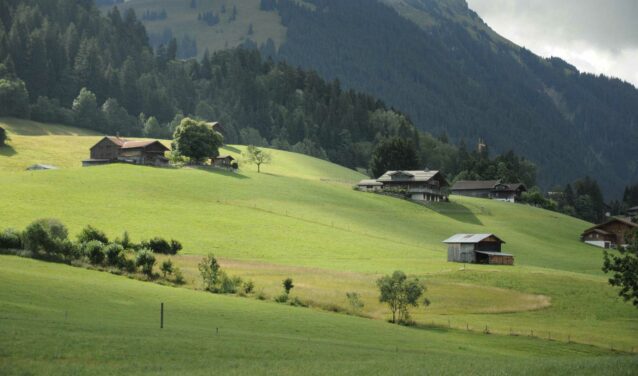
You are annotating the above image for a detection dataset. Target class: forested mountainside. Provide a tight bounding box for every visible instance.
[0,0,415,170]
[0,0,539,186]
[101,0,638,198]
[268,0,638,197]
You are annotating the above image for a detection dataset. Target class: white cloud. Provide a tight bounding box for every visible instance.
[467,0,638,86]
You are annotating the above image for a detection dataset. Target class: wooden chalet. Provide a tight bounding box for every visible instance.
[581,217,638,248]
[443,233,513,265]
[450,180,527,202]
[375,170,449,202]
[626,206,638,218]
[83,136,170,167]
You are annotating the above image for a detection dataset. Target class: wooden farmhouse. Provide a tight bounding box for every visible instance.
[83,137,170,167]
[357,170,449,202]
[450,180,527,202]
[443,233,514,265]
[581,217,638,248]
[212,155,236,169]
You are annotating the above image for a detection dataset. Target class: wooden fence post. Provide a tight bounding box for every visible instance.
[160,302,164,329]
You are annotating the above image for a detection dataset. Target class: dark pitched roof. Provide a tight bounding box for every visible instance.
[92,137,169,151]
[582,217,638,235]
[377,170,447,186]
[121,140,169,151]
[451,180,500,191]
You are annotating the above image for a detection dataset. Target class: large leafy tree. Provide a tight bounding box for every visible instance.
[603,231,638,308]
[173,117,223,164]
[369,137,420,178]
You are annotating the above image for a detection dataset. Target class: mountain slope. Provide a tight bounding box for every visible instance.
[109,0,638,197]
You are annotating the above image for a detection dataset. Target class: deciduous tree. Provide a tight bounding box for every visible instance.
[243,145,272,173]
[173,117,223,164]
[603,231,638,308]
[376,271,427,324]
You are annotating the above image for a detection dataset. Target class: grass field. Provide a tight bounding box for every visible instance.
[1,118,637,373]
[100,0,287,59]
[1,256,637,375]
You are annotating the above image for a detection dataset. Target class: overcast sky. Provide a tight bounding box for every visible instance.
[466,0,638,87]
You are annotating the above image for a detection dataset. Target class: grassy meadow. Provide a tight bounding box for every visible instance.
[100,0,287,59]
[1,118,637,373]
[1,256,637,375]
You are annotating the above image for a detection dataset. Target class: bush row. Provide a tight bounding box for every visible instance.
[0,219,184,283]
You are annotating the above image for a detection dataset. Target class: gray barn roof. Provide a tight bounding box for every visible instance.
[377,170,443,183]
[442,233,505,244]
[451,180,500,191]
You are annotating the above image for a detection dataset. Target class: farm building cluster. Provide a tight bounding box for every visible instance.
[83,137,170,167]
[581,216,638,249]
[450,180,527,203]
[357,170,449,202]
[357,171,526,204]
[443,233,514,265]
[82,136,237,169]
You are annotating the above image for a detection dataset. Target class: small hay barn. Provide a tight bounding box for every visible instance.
[442,233,513,265]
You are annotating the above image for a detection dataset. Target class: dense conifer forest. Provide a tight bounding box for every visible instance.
[260,0,638,197]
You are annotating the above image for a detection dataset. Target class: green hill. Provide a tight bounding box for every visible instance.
[1,118,637,358]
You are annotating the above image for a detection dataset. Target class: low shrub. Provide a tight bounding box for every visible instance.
[218,273,242,294]
[136,250,156,276]
[160,259,174,278]
[256,290,268,301]
[142,237,182,255]
[77,225,109,244]
[120,257,137,273]
[83,240,105,265]
[242,280,255,294]
[173,267,185,284]
[0,228,23,249]
[274,293,289,303]
[104,243,124,266]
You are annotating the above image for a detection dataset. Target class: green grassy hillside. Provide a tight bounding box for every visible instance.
[102,0,286,59]
[1,256,636,375]
[1,119,637,359]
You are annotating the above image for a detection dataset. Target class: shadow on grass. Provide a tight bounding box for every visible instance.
[223,145,241,153]
[195,166,250,179]
[0,144,16,157]
[427,200,483,225]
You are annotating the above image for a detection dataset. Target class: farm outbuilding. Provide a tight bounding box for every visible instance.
[83,137,170,167]
[443,233,514,265]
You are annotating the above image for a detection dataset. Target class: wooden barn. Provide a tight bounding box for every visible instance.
[443,233,514,265]
[581,217,638,248]
[212,155,236,169]
[450,180,527,203]
[83,137,170,167]
[376,170,449,202]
